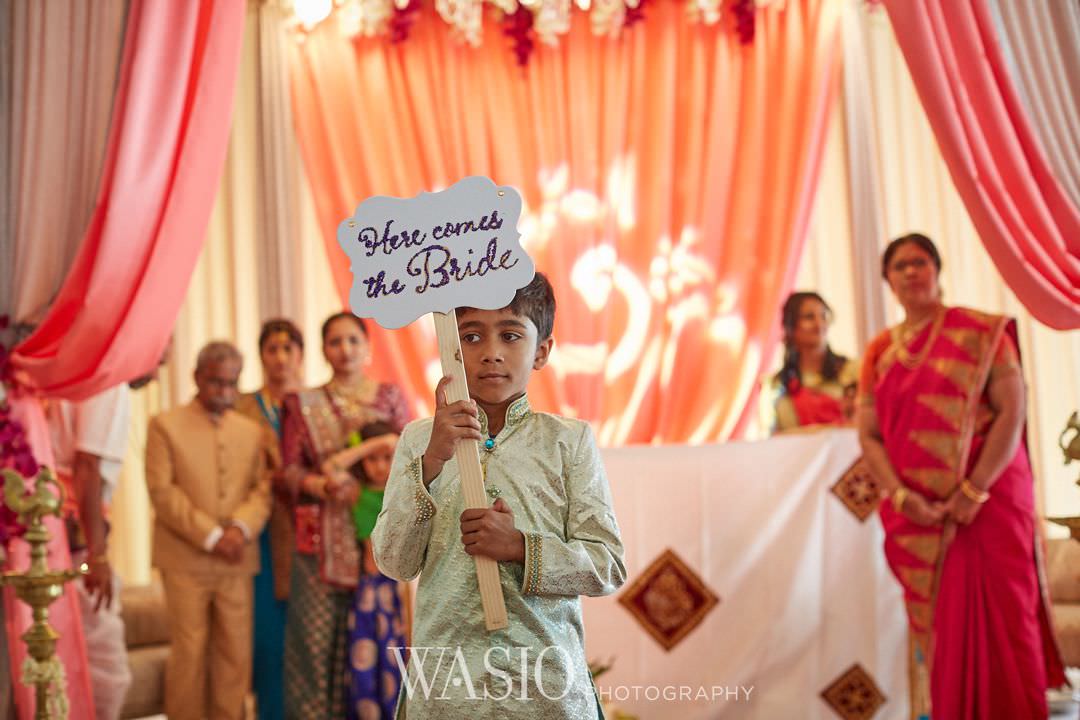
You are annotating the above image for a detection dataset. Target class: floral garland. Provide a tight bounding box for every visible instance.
[22,656,69,720]
[290,0,779,64]
[0,316,31,560]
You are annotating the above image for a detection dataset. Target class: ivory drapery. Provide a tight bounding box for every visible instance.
[990,0,1080,211]
[0,0,127,326]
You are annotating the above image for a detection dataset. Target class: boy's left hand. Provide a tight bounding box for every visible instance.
[460,498,525,563]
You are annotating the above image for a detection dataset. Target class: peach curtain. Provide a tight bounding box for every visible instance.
[290,0,842,444]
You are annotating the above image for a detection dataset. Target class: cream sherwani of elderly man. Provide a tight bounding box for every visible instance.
[145,341,271,720]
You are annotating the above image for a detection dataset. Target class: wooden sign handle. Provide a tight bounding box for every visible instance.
[432,310,509,631]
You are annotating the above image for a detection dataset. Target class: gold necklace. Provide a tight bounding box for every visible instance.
[892,306,945,370]
[327,377,377,419]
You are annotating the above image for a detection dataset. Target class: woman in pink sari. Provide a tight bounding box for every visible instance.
[857,234,1065,719]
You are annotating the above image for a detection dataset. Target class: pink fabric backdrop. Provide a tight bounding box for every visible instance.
[884,0,1080,330]
[8,0,246,401]
[3,1,246,717]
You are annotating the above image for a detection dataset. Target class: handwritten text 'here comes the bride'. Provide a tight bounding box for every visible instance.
[352,211,520,299]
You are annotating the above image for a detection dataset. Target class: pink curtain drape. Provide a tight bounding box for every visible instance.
[883,0,1080,330]
[8,0,247,401]
[290,0,842,444]
[3,1,245,716]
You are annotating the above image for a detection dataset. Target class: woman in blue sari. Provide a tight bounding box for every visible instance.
[234,318,305,720]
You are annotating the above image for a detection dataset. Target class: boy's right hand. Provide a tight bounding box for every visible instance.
[422,377,483,486]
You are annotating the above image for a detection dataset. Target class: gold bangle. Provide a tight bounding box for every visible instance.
[959,479,990,504]
[891,486,910,514]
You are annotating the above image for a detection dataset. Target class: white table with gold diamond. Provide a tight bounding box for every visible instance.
[584,428,907,720]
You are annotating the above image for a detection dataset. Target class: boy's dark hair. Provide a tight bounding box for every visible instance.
[459,272,556,342]
[507,272,556,341]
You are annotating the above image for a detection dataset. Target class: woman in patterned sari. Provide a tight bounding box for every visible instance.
[857,234,1065,719]
[279,313,411,718]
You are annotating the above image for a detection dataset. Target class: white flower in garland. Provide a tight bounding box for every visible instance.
[533,0,572,45]
[590,0,626,37]
[337,0,396,36]
[291,0,762,54]
[434,0,485,45]
[22,656,68,720]
[687,0,723,25]
[490,0,519,14]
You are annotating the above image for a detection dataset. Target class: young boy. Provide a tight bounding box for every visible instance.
[372,272,626,719]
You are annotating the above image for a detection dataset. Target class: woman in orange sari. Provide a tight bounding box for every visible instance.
[857,234,1065,719]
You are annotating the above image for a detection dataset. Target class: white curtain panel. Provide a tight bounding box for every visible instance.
[990,0,1080,210]
[3,0,127,324]
[255,0,306,321]
[0,0,12,322]
[840,0,889,348]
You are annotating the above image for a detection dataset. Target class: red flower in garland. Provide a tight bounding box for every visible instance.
[503,5,535,67]
[389,0,422,44]
[624,0,649,28]
[0,315,31,548]
[0,411,38,480]
[732,0,755,44]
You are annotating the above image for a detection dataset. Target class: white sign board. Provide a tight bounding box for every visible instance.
[337,175,535,328]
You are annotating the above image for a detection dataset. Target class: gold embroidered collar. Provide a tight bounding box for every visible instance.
[477,394,532,439]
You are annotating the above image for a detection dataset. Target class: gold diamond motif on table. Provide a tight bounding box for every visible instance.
[820,663,887,720]
[830,458,881,522]
[617,549,719,652]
